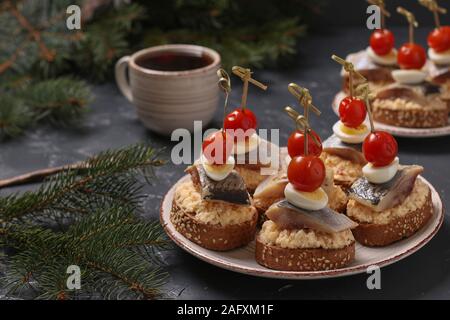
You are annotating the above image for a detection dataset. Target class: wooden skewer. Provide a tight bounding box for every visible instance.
[285,83,321,156]
[287,83,321,116]
[232,66,267,110]
[356,82,376,133]
[332,54,367,97]
[418,0,447,28]
[284,107,320,155]
[397,7,419,43]
[217,68,231,130]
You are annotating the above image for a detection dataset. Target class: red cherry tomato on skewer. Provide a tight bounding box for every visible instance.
[370,29,395,56]
[397,43,426,70]
[202,130,233,165]
[287,156,326,192]
[224,108,257,140]
[363,131,398,167]
[428,26,450,53]
[338,96,367,128]
[287,129,322,158]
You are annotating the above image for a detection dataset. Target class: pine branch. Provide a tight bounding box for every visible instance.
[74,4,145,81]
[7,1,55,64]
[2,209,171,300]
[0,93,34,138]
[0,144,164,222]
[83,248,167,300]
[142,17,305,69]
[1,144,171,300]
[139,0,317,69]
[0,78,92,140]
[0,1,145,140]
[24,77,91,125]
[0,0,80,77]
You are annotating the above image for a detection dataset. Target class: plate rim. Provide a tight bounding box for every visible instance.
[332,91,450,138]
[160,175,444,280]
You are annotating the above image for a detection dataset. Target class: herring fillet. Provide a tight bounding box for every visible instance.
[348,165,423,212]
[266,200,358,233]
[188,164,251,205]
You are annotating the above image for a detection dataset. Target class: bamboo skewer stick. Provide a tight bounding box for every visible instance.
[419,0,447,28]
[332,55,366,97]
[285,107,319,156]
[397,7,419,44]
[356,82,376,133]
[217,68,231,130]
[232,66,267,110]
[287,83,321,116]
[284,83,321,156]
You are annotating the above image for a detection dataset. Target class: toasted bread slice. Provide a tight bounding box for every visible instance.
[255,221,355,271]
[347,182,433,247]
[255,236,355,271]
[372,85,449,128]
[372,101,448,128]
[170,181,258,251]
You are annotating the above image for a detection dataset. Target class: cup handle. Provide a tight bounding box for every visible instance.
[115,56,133,102]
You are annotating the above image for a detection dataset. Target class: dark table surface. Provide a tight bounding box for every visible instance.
[1,26,449,299]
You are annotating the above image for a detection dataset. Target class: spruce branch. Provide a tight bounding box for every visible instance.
[0,0,78,77]
[0,77,92,140]
[1,144,171,300]
[24,77,91,125]
[0,94,34,138]
[0,1,145,140]
[0,144,164,222]
[73,3,145,81]
[139,0,317,69]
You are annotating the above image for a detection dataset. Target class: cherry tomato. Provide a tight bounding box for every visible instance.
[397,43,426,70]
[287,129,322,158]
[428,26,450,52]
[202,130,233,165]
[338,97,367,128]
[363,131,398,167]
[224,108,257,140]
[287,156,326,192]
[370,29,395,56]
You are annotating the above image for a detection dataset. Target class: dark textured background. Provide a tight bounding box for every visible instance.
[1,7,450,299]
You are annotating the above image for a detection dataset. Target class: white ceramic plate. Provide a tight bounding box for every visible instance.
[160,175,444,279]
[332,91,450,138]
